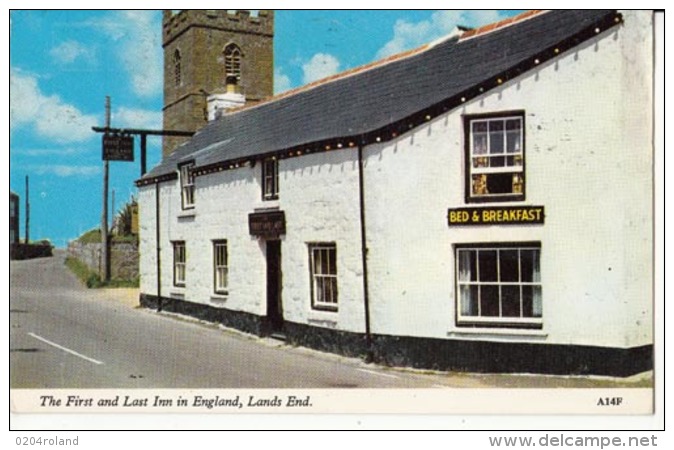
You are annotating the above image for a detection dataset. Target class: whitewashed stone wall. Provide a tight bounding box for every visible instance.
[363,10,653,348]
[140,150,365,331]
[280,150,364,332]
[139,11,652,352]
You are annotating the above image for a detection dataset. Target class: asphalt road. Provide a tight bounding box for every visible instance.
[9,251,462,389]
[10,251,651,390]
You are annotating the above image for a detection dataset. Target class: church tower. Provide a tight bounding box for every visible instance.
[161,10,274,158]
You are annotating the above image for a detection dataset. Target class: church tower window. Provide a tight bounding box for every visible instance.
[224,44,242,81]
[173,49,182,87]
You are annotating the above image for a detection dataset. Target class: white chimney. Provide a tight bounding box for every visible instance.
[207,75,246,120]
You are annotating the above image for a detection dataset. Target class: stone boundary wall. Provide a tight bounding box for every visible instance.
[67,241,139,280]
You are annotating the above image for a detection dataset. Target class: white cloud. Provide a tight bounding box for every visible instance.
[302,53,341,85]
[49,40,95,65]
[30,165,100,177]
[377,10,506,59]
[274,67,292,93]
[114,107,163,130]
[15,147,82,157]
[97,11,162,98]
[10,68,98,143]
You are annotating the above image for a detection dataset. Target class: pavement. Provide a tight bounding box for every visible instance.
[96,287,140,309]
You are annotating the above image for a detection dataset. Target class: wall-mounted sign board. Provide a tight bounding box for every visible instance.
[448,206,545,226]
[249,210,286,237]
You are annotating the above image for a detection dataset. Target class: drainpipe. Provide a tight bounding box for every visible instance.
[357,144,373,362]
[155,181,162,312]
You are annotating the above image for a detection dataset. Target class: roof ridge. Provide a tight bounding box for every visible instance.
[224,43,434,117]
[460,10,547,41]
[222,10,548,117]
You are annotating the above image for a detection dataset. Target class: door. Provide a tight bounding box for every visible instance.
[266,240,284,333]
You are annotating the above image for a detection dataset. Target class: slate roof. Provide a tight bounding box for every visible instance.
[140,9,621,183]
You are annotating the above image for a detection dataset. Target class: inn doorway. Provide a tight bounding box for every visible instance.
[266,239,284,336]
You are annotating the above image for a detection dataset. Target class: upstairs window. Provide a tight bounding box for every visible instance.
[179,162,195,209]
[173,49,182,87]
[262,158,279,200]
[456,243,542,328]
[224,44,242,81]
[465,112,525,203]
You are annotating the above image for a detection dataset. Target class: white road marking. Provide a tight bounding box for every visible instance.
[357,368,398,379]
[433,384,447,388]
[28,332,104,365]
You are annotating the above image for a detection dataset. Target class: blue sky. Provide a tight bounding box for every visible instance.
[9,10,521,247]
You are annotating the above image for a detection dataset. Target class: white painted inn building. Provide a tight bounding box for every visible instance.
[136,10,654,376]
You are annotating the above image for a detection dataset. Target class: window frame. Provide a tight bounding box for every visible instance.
[455,242,542,329]
[173,241,186,287]
[173,49,182,87]
[308,242,338,312]
[261,158,279,201]
[179,161,195,210]
[212,240,229,295]
[464,111,526,204]
[224,43,242,81]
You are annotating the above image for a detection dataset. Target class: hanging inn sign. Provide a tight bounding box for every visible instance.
[448,206,545,226]
[102,133,134,161]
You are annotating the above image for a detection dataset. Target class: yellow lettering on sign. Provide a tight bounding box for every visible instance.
[521,209,530,221]
[449,207,543,225]
[477,208,544,223]
[449,211,470,223]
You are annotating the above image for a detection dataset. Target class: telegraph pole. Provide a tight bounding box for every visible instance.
[112,189,116,228]
[101,97,111,282]
[92,114,194,284]
[24,175,30,244]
